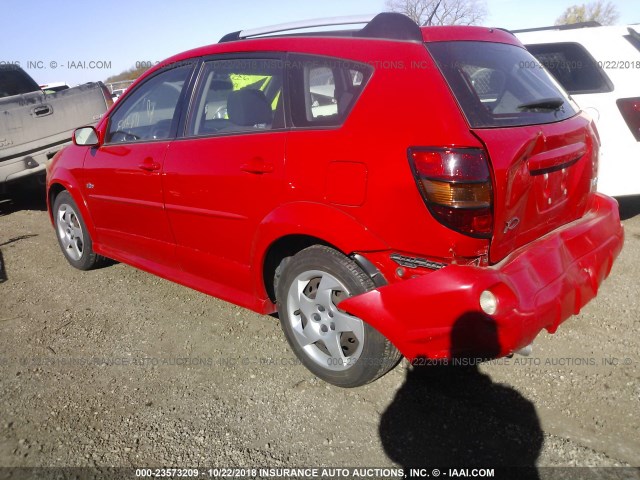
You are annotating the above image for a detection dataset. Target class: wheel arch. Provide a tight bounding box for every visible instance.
[47,179,98,242]
[262,234,334,303]
[252,202,389,309]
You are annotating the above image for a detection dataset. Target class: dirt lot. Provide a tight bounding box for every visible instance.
[0,185,639,479]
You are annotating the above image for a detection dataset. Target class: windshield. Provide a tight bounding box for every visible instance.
[427,41,578,128]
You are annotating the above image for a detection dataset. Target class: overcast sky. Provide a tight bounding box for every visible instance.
[2,0,638,86]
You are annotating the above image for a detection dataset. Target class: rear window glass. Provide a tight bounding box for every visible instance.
[524,42,613,94]
[288,55,372,127]
[0,65,41,98]
[427,41,578,129]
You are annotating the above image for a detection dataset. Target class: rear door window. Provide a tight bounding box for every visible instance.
[427,41,578,128]
[187,58,284,136]
[524,42,613,94]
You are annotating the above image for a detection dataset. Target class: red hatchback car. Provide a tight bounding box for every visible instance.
[47,13,624,387]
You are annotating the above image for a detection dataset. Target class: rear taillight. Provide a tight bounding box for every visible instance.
[409,147,493,238]
[616,97,640,141]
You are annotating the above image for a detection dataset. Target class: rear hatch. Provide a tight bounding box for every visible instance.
[427,40,597,263]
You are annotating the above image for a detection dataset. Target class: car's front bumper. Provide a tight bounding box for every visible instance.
[340,193,624,361]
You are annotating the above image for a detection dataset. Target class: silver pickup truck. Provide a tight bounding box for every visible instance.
[0,64,112,189]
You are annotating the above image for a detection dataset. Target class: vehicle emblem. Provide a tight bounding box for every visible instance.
[504,217,520,233]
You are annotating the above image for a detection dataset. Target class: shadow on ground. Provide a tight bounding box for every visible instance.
[380,315,543,479]
[0,174,48,217]
[618,195,640,221]
[0,248,6,283]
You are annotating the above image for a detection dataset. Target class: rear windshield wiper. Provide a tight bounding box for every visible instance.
[517,97,564,111]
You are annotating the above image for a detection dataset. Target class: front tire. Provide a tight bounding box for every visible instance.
[276,245,400,387]
[53,191,100,270]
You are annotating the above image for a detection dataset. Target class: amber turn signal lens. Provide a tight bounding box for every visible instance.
[421,179,492,208]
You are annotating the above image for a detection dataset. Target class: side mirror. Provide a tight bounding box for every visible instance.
[73,126,100,147]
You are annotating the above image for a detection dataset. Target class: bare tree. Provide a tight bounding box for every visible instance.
[555,0,620,25]
[386,0,487,26]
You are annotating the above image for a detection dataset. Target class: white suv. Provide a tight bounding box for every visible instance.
[516,24,640,197]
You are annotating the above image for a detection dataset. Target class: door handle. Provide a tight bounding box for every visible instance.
[32,105,53,117]
[138,159,161,172]
[240,157,274,174]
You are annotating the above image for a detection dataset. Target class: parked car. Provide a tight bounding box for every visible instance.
[47,13,624,387]
[515,23,640,197]
[0,64,112,189]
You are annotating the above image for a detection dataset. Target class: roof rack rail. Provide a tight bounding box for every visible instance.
[218,12,422,43]
[512,21,601,34]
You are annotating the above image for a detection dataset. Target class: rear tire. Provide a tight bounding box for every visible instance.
[276,245,401,387]
[53,191,100,270]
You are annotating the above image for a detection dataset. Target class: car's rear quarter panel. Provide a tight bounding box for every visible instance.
[279,39,491,273]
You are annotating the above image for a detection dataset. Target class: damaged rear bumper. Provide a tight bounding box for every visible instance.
[340,194,624,361]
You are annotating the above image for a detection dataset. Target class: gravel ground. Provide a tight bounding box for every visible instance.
[0,184,639,479]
